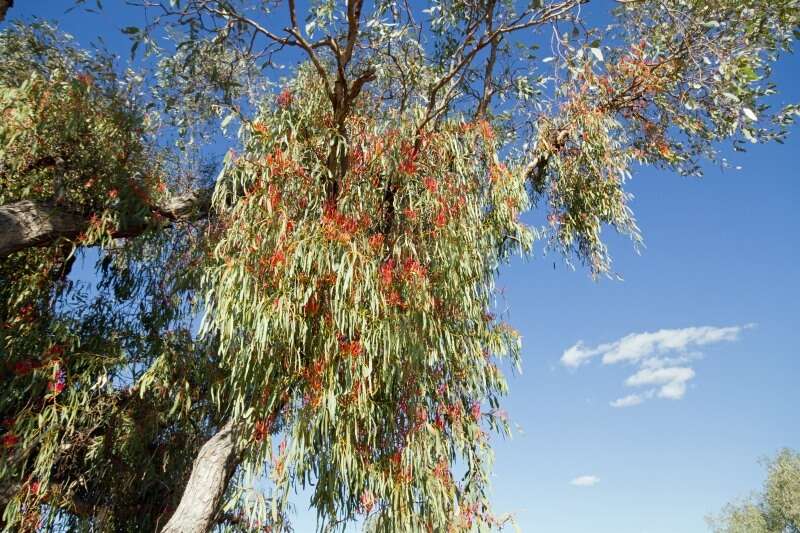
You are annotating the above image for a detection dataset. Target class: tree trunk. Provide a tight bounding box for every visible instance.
[160,421,239,533]
[0,189,211,259]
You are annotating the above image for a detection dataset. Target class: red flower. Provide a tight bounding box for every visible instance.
[304,295,320,316]
[402,258,427,280]
[387,290,403,307]
[13,360,35,376]
[253,419,271,442]
[434,209,447,228]
[423,177,438,192]
[268,250,286,269]
[29,481,40,495]
[470,402,481,422]
[2,433,18,449]
[359,491,375,514]
[48,368,66,395]
[108,188,119,199]
[368,234,385,250]
[340,340,363,358]
[379,260,395,286]
[276,89,293,109]
[45,344,64,358]
[402,208,417,221]
[268,184,282,209]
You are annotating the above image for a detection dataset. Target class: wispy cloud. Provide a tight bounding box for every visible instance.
[570,475,600,487]
[609,393,645,408]
[563,325,752,406]
[625,366,695,399]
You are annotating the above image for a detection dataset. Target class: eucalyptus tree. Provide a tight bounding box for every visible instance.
[1,1,798,531]
[708,449,800,533]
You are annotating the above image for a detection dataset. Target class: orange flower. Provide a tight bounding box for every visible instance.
[368,233,385,250]
[252,121,270,135]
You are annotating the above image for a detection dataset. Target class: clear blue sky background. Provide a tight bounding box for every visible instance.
[4,2,799,532]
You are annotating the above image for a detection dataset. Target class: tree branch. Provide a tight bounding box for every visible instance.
[0,189,211,259]
[160,420,239,533]
[0,0,13,22]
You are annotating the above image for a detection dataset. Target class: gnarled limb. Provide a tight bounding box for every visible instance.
[0,189,211,259]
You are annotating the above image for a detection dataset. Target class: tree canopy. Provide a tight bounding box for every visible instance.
[0,1,798,531]
[709,449,800,533]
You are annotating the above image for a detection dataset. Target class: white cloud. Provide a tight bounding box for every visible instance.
[560,341,603,368]
[625,366,695,400]
[562,325,752,406]
[610,394,645,408]
[601,326,746,365]
[570,475,600,487]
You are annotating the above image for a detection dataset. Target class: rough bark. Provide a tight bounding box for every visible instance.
[0,189,211,259]
[0,0,13,22]
[161,421,239,533]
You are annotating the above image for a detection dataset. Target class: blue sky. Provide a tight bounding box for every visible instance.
[4,2,799,532]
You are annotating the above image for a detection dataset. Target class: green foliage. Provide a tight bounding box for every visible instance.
[0,1,798,531]
[0,24,215,533]
[0,22,161,215]
[203,70,530,530]
[708,449,800,533]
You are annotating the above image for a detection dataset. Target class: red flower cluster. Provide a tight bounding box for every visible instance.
[339,339,363,358]
[379,259,395,285]
[434,209,447,228]
[253,416,274,442]
[276,89,293,109]
[386,291,404,308]
[268,183,282,209]
[268,249,285,269]
[401,257,426,280]
[359,490,376,514]
[368,233,385,250]
[398,142,418,175]
[432,459,452,485]
[304,294,320,316]
[13,359,39,376]
[322,202,365,242]
[423,176,438,193]
[2,432,18,449]
[48,368,66,396]
[470,402,481,422]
